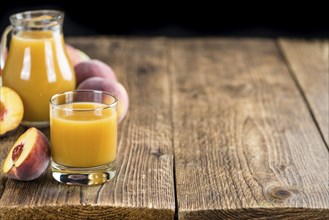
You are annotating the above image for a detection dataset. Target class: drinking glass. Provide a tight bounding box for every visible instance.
[49,90,117,185]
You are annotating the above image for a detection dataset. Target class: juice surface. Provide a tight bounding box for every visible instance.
[50,102,117,167]
[2,31,75,122]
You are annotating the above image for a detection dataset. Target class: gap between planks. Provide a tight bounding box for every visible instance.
[276,40,329,151]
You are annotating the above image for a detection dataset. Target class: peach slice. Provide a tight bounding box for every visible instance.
[2,127,50,181]
[0,87,24,136]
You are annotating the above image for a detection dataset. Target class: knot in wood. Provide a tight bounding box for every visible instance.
[150,148,164,159]
[273,189,291,199]
[137,63,155,75]
[267,186,292,201]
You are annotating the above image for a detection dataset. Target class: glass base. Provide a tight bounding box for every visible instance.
[21,120,49,128]
[51,161,116,185]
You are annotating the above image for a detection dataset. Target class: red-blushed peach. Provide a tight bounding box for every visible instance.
[65,44,90,66]
[74,60,117,87]
[0,87,24,136]
[2,127,50,181]
[116,82,129,123]
[77,77,129,123]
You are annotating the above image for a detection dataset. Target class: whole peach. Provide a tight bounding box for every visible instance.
[74,60,117,87]
[65,44,90,66]
[77,77,128,123]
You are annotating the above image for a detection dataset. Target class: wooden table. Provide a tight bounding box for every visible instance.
[0,38,328,219]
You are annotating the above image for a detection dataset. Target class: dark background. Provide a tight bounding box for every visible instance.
[1,1,328,38]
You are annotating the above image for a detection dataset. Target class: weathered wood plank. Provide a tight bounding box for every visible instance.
[278,39,329,146]
[169,39,329,219]
[1,37,328,219]
[0,37,175,219]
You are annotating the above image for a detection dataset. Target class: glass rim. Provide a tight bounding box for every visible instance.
[10,10,64,27]
[49,90,118,112]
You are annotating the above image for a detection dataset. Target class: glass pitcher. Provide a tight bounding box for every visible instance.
[0,10,76,128]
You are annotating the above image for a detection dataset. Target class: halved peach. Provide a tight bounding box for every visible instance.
[2,127,50,181]
[0,87,24,136]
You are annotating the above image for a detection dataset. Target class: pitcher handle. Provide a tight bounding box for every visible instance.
[0,25,12,86]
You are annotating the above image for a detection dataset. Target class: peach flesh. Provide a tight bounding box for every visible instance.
[0,101,7,121]
[0,87,24,136]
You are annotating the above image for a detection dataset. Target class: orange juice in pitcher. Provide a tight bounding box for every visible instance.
[1,10,76,127]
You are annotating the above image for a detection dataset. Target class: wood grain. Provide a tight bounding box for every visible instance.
[169,39,329,219]
[278,39,329,146]
[0,38,175,219]
[1,38,328,219]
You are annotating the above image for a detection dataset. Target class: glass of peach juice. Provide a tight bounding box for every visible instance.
[49,90,117,185]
